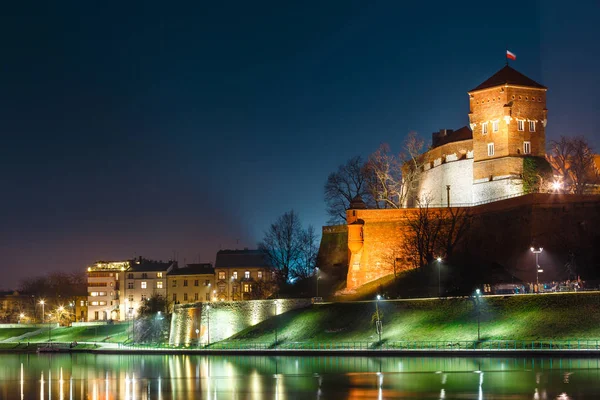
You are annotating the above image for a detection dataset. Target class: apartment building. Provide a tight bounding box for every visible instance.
[167,263,214,306]
[87,260,129,321]
[214,249,275,301]
[123,258,174,318]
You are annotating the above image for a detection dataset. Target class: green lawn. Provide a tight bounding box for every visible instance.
[23,324,129,343]
[0,328,38,341]
[227,292,600,344]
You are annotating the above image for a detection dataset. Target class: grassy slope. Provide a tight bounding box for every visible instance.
[228,292,600,344]
[22,324,128,343]
[0,328,38,341]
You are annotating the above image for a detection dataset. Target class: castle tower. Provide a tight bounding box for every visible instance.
[468,65,547,202]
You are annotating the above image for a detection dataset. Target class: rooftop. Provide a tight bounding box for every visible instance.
[431,126,473,148]
[168,263,214,276]
[470,65,546,92]
[127,258,175,272]
[215,249,271,269]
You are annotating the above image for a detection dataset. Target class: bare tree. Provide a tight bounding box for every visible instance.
[259,210,318,283]
[324,156,370,224]
[403,199,472,268]
[548,136,599,194]
[364,132,425,208]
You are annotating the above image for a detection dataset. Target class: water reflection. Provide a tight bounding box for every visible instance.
[0,354,599,399]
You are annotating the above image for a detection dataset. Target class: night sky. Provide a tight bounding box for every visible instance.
[1,1,598,289]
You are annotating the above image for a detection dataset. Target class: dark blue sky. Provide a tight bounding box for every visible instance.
[1,1,598,289]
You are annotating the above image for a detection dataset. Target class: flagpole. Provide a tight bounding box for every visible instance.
[506,46,508,66]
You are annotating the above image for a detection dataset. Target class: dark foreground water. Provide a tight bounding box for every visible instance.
[0,354,599,399]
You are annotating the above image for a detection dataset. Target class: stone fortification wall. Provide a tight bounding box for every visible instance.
[169,298,311,346]
[417,158,473,206]
[316,225,348,279]
[345,194,600,290]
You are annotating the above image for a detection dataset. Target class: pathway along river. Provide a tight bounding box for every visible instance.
[1,354,599,399]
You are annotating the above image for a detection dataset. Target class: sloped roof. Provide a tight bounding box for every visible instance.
[168,263,214,276]
[432,126,473,148]
[470,65,546,92]
[128,260,175,272]
[215,249,271,269]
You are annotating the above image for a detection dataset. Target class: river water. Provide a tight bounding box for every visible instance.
[0,353,599,399]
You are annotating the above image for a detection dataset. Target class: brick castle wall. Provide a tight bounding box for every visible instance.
[340,194,600,290]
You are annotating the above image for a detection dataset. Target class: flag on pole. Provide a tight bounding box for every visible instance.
[506,50,517,61]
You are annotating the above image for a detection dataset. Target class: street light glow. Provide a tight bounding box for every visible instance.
[436,257,442,262]
[376,295,381,300]
[552,181,562,191]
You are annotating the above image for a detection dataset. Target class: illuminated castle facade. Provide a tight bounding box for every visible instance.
[407,65,547,206]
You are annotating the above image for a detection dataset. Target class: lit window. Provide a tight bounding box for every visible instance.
[99,301,107,306]
[243,284,251,293]
[487,143,495,157]
[156,272,163,278]
[80,301,84,307]
[482,122,488,135]
[156,281,163,289]
[218,271,226,280]
[233,271,238,280]
[529,121,535,132]
[524,141,531,154]
[141,281,147,289]
[99,292,107,296]
[244,271,250,279]
[518,120,524,131]
[492,120,499,132]
[257,271,263,279]
[90,301,99,306]
[91,292,99,297]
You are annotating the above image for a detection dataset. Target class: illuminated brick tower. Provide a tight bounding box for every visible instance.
[468,65,548,202]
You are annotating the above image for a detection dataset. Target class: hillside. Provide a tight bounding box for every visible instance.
[226,292,600,344]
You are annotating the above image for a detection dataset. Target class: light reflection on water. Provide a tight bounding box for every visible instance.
[0,354,597,399]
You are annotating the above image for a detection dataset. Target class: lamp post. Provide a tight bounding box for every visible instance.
[315,267,320,298]
[19,313,25,324]
[129,307,134,343]
[195,328,200,346]
[530,247,544,292]
[39,300,45,324]
[375,295,382,343]
[474,289,481,341]
[436,257,442,298]
[273,300,278,347]
[206,304,211,347]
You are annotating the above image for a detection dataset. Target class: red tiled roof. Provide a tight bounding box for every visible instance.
[470,65,546,92]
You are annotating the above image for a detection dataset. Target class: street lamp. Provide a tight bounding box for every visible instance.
[19,313,25,324]
[375,295,382,343]
[273,300,278,347]
[530,247,544,292]
[39,300,45,324]
[195,328,200,346]
[436,257,443,298]
[474,289,481,342]
[206,304,211,347]
[315,267,320,298]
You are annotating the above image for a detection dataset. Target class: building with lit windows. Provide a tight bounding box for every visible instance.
[86,260,129,321]
[214,249,276,301]
[123,257,174,319]
[167,263,214,307]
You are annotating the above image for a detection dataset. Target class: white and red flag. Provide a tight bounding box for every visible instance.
[506,50,517,60]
